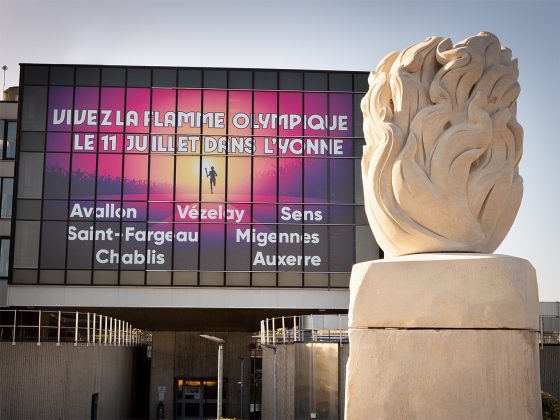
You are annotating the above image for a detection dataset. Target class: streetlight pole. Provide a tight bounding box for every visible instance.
[200,334,225,420]
[238,357,244,420]
[1,66,7,92]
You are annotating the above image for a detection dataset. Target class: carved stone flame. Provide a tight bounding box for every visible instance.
[362,32,523,255]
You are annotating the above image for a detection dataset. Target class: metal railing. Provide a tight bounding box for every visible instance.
[259,314,348,346]
[261,314,560,347]
[539,314,560,347]
[0,309,151,346]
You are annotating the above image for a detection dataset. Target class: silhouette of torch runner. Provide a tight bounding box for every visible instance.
[206,166,218,194]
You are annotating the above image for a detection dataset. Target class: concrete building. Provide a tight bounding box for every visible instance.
[1,64,381,419]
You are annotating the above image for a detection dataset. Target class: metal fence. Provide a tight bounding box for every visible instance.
[0,309,151,346]
[259,314,348,346]
[260,313,560,347]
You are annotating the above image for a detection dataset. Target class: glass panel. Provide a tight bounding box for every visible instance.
[40,221,67,269]
[49,66,74,85]
[354,73,369,92]
[203,70,226,88]
[17,152,44,199]
[146,271,171,285]
[76,67,100,86]
[93,222,120,270]
[226,223,250,271]
[1,178,13,218]
[100,88,125,133]
[200,156,225,201]
[0,239,10,277]
[127,68,151,87]
[304,72,327,91]
[125,88,150,133]
[279,91,302,203]
[16,199,42,220]
[329,226,354,272]
[329,73,352,91]
[123,154,148,200]
[175,156,200,201]
[0,119,4,158]
[67,222,94,269]
[254,71,277,90]
[178,69,202,88]
[101,67,125,86]
[20,131,44,152]
[44,153,70,199]
[73,87,99,132]
[149,155,174,201]
[119,222,147,271]
[153,68,176,88]
[6,121,16,158]
[177,89,202,135]
[199,223,224,272]
[21,86,48,131]
[229,70,252,89]
[279,72,303,90]
[66,270,92,285]
[355,225,379,263]
[70,153,96,199]
[23,65,48,85]
[151,88,176,134]
[173,223,198,272]
[48,86,73,132]
[13,221,40,268]
[97,154,122,200]
[147,221,172,270]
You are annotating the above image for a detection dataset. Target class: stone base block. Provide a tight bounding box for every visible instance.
[345,328,542,420]
[349,254,538,330]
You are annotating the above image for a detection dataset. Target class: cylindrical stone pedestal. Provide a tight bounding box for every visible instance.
[345,254,542,420]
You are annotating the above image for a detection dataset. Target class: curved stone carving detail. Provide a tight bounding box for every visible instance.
[362,32,523,255]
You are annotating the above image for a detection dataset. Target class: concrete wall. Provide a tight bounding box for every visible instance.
[262,343,345,420]
[150,331,253,419]
[0,342,139,419]
[541,344,560,400]
[262,345,295,420]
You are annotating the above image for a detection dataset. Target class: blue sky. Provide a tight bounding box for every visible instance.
[1,0,559,299]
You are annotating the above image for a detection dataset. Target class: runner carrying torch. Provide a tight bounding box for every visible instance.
[206,166,218,194]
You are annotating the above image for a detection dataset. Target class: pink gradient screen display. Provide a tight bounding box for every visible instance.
[42,86,356,274]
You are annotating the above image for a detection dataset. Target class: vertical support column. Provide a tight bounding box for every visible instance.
[92,314,96,345]
[218,343,224,420]
[74,312,78,346]
[37,310,42,346]
[56,310,61,346]
[104,316,108,345]
[265,318,269,345]
[12,309,16,345]
[87,312,90,346]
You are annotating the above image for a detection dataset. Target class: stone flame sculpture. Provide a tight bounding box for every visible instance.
[345,32,542,420]
[361,31,523,255]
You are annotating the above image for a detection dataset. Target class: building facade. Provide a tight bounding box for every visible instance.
[2,64,380,419]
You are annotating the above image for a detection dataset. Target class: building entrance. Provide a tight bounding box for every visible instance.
[175,378,227,419]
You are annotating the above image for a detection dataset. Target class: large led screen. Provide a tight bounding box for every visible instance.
[13,66,376,287]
